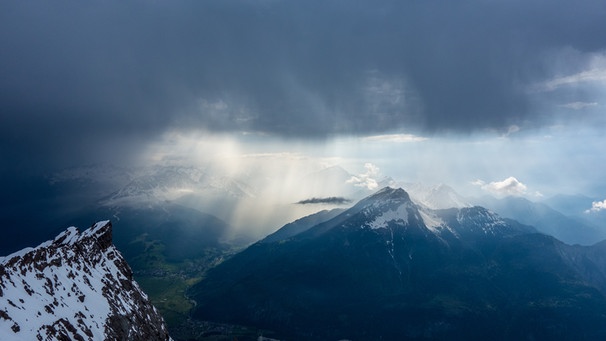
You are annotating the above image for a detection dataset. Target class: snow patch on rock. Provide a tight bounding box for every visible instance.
[368,204,410,229]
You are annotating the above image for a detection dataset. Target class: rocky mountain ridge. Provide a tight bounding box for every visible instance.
[0,221,172,341]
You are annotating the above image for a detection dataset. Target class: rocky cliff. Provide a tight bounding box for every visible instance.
[0,221,172,340]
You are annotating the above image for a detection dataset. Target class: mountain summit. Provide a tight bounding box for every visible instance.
[191,187,606,340]
[0,221,172,341]
[295,186,530,241]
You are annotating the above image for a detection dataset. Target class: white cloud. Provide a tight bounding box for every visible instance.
[471,179,485,186]
[538,68,606,92]
[500,125,521,138]
[362,134,428,143]
[559,102,598,110]
[586,199,606,213]
[507,125,520,134]
[474,176,528,196]
[347,163,381,190]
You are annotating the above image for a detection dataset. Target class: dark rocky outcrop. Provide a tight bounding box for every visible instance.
[0,221,172,340]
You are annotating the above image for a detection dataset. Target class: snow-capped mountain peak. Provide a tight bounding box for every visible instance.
[357,188,415,229]
[328,187,429,233]
[0,221,172,341]
[307,187,530,243]
[358,187,412,209]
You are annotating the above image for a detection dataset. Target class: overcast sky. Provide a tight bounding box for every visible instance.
[1,0,606,202]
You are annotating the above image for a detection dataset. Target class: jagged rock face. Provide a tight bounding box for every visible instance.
[0,221,172,341]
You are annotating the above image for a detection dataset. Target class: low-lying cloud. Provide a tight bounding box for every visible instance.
[473,177,529,197]
[347,163,381,190]
[296,197,351,205]
[586,199,606,213]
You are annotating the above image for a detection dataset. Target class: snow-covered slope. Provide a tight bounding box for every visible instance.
[0,221,172,341]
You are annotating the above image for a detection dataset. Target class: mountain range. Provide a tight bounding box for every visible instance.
[474,195,606,245]
[190,187,606,340]
[5,163,606,340]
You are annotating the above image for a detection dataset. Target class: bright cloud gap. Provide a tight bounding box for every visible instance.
[362,134,428,143]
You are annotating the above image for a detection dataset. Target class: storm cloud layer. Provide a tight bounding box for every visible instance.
[1,0,606,171]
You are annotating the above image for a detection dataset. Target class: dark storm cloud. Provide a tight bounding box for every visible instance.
[296,197,351,205]
[1,0,606,170]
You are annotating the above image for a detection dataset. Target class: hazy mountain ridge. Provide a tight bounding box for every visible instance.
[190,187,606,340]
[542,194,606,235]
[0,221,172,340]
[474,195,606,245]
[89,204,232,262]
[402,183,471,209]
[100,165,256,206]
